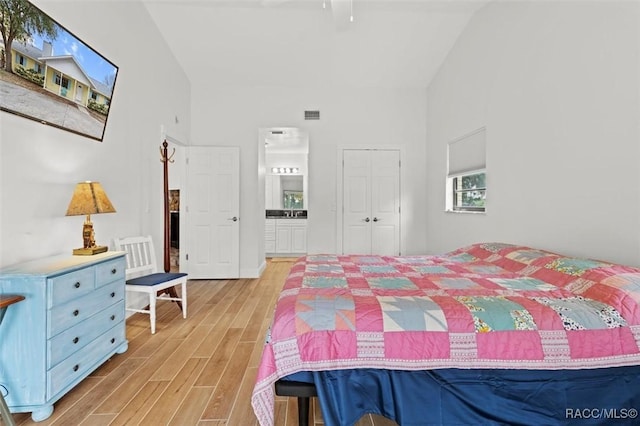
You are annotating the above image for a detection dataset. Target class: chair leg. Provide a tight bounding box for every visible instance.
[0,390,16,426]
[149,293,157,334]
[181,281,187,319]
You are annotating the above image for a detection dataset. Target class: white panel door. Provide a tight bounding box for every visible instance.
[186,146,240,278]
[342,149,400,255]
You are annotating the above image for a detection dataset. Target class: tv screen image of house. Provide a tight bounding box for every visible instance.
[0,0,118,142]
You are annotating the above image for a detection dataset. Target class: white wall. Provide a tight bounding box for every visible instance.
[426,1,640,265]
[191,85,428,274]
[0,0,190,268]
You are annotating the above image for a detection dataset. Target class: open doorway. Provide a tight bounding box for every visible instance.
[165,140,186,273]
[261,127,309,258]
[169,189,180,272]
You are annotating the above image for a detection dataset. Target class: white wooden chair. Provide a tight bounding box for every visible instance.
[113,235,187,334]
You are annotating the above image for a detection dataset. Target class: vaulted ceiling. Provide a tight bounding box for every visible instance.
[142,0,489,89]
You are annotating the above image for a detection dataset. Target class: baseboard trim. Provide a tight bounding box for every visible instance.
[240,260,267,279]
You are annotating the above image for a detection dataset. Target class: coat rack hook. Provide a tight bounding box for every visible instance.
[160,140,176,163]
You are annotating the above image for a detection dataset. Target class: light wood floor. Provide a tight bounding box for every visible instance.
[4,259,398,426]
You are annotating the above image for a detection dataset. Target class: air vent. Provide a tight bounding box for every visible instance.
[304,110,320,120]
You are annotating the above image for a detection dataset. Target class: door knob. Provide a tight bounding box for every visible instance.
[228,216,238,222]
[373,217,380,222]
[364,217,370,222]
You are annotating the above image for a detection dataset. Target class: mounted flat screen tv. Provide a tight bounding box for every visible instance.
[0,0,118,141]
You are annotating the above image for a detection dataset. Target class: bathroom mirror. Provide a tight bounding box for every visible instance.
[281,176,304,209]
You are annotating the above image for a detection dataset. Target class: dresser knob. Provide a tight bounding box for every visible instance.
[74,282,81,288]
[110,338,115,344]
[73,337,79,344]
[110,292,116,298]
[73,365,79,372]
[110,315,116,321]
[73,309,79,316]
[111,268,117,274]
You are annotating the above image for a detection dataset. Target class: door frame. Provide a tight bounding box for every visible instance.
[336,145,405,255]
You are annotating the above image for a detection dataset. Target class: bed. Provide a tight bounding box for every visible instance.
[251,243,640,425]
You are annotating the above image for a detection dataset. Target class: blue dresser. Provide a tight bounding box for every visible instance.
[0,252,128,421]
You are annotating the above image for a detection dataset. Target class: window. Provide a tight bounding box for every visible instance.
[91,91,98,101]
[53,73,70,89]
[34,63,42,74]
[453,171,486,212]
[446,127,486,213]
[16,54,25,66]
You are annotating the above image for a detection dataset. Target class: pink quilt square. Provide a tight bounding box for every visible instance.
[476,330,544,360]
[513,297,566,330]
[384,330,450,360]
[298,330,357,361]
[529,267,575,288]
[347,276,372,289]
[490,257,530,273]
[408,277,441,290]
[431,296,475,332]
[566,328,638,358]
[355,296,384,332]
[583,283,640,325]
[270,295,297,339]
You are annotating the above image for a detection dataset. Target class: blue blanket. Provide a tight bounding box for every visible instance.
[284,366,640,425]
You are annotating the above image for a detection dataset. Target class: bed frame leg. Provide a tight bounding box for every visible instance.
[274,380,317,426]
[298,396,310,426]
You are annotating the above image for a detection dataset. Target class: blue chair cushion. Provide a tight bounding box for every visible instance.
[126,272,188,286]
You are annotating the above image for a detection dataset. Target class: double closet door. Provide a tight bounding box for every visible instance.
[342,149,400,255]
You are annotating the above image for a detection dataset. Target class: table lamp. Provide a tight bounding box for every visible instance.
[65,181,116,255]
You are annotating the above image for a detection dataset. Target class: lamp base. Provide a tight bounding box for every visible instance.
[73,246,108,255]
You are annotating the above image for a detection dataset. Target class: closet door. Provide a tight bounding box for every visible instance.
[343,150,372,254]
[371,150,400,256]
[342,149,400,255]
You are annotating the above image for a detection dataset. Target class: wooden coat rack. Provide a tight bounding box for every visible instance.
[160,140,182,308]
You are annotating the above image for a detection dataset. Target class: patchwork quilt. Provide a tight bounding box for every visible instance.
[251,243,640,426]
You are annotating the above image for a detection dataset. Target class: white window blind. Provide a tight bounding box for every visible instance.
[447,127,486,177]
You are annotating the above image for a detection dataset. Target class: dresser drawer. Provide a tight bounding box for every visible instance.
[47,324,126,399]
[48,281,124,337]
[48,301,125,368]
[95,258,125,288]
[48,267,95,308]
